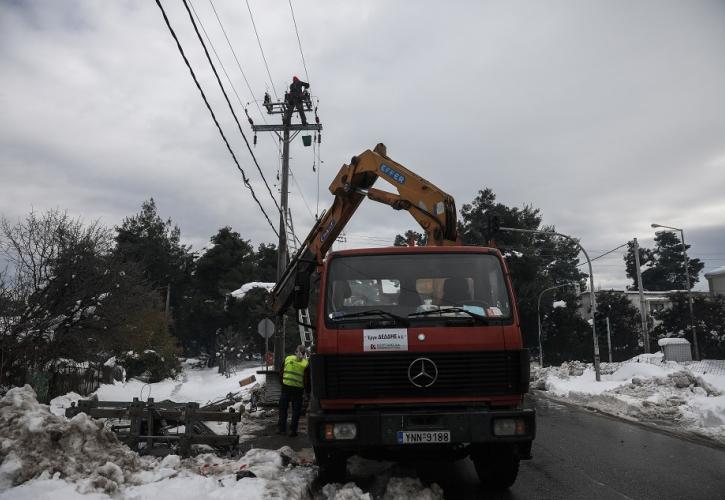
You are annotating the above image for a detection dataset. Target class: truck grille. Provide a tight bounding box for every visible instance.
[320,351,524,399]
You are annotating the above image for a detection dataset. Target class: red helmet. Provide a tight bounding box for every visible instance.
[292,76,299,82]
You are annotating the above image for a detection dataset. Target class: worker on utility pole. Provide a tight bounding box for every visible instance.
[277,344,309,437]
[283,76,309,126]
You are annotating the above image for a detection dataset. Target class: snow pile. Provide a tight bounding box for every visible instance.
[320,478,443,500]
[230,282,275,300]
[0,386,142,493]
[49,392,83,417]
[533,355,725,443]
[2,446,317,499]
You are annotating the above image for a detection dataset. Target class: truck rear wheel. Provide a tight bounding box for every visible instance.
[471,444,520,490]
[314,447,347,483]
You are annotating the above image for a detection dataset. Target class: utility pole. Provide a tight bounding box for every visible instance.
[633,238,650,353]
[605,316,613,363]
[251,88,322,370]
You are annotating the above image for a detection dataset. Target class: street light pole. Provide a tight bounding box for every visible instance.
[501,227,601,381]
[537,282,578,367]
[650,223,699,360]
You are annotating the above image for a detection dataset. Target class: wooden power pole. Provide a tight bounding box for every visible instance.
[252,90,322,370]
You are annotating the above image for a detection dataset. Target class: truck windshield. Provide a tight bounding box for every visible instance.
[325,253,512,326]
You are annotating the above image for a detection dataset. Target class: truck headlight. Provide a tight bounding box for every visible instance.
[493,418,527,436]
[323,422,357,440]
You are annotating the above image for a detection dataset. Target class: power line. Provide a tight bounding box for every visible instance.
[287,0,310,82]
[288,164,315,220]
[154,0,278,238]
[188,1,246,115]
[576,243,629,268]
[245,0,279,100]
[180,0,281,214]
[206,0,268,125]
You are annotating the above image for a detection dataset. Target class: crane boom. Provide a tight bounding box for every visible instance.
[272,143,459,314]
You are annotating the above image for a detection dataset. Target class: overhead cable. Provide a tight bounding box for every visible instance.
[245,0,279,100]
[180,0,281,213]
[287,0,310,82]
[206,0,268,124]
[188,0,246,113]
[154,0,279,238]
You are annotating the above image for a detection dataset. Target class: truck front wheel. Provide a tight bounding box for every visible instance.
[314,447,347,483]
[471,444,520,490]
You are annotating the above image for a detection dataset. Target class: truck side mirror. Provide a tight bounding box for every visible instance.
[293,269,310,309]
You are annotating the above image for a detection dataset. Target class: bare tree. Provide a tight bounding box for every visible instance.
[0,209,167,386]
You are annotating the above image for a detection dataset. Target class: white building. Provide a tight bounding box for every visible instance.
[704,267,725,296]
[577,289,678,320]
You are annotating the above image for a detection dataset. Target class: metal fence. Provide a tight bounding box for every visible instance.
[2,365,103,403]
[610,356,725,377]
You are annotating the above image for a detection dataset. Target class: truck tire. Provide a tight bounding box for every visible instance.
[471,444,520,490]
[314,447,347,483]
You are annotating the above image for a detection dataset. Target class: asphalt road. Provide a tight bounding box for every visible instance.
[413,396,725,500]
[253,395,725,499]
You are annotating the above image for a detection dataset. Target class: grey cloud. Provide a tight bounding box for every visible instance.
[1,0,724,292]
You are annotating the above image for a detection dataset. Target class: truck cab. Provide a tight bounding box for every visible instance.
[306,245,534,488]
[272,143,535,488]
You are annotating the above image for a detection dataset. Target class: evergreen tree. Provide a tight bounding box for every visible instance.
[114,199,193,334]
[652,293,725,359]
[253,243,278,282]
[458,188,589,359]
[393,230,426,247]
[194,227,256,298]
[624,232,704,291]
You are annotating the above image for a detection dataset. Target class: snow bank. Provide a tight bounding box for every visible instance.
[230,282,275,300]
[0,386,141,493]
[49,392,83,417]
[533,356,725,443]
[1,446,318,500]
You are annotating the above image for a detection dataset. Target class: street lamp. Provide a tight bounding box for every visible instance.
[500,226,601,381]
[537,283,578,367]
[650,223,699,360]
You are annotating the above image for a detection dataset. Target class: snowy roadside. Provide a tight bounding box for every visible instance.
[1,363,445,499]
[531,353,725,445]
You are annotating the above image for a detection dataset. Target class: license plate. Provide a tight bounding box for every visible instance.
[396,430,451,444]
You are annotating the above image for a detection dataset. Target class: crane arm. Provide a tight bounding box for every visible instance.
[272,143,459,314]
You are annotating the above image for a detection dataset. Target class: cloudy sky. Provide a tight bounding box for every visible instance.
[2,0,724,290]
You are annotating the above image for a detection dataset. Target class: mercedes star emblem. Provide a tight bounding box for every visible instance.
[408,357,438,388]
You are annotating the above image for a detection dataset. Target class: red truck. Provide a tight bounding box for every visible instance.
[273,144,534,489]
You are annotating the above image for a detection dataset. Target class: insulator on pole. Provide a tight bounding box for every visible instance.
[253,134,257,146]
[318,133,321,144]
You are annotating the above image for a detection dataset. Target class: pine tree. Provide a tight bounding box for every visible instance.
[194,227,256,298]
[114,199,193,345]
[624,233,704,291]
[393,230,426,247]
[458,189,589,359]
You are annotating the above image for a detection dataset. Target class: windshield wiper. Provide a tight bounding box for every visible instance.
[408,307,489,324]
[331,309,410,326]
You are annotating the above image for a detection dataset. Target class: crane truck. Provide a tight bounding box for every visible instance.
[272,143,535,488]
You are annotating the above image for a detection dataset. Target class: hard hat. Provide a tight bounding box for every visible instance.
[292,76,299,81]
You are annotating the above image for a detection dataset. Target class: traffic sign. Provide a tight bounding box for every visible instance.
[257,318,275,339]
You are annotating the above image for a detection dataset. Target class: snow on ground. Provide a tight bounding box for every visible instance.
[230,282,275,300]
[532,353,725,444]
[2,364,444,499]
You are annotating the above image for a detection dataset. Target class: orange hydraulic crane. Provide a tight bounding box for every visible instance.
[272,143,459,314]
